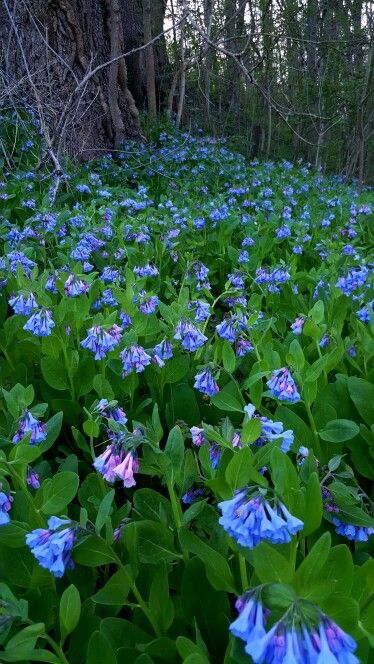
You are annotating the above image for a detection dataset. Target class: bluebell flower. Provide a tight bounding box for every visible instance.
[209,442,221,469]
[238,250,249,263]
[182,487,205,504]
[174,321,207,352]
[45,274,58,293]
[276,225,291,239]
[76,184,91,193]
[189,300,211,322]
[139,293,158,315]
[26,467,40,489]
[96,399,127,425]
[319,334,330,349]
[94,444,138,487]
[133,263,159,277]
[24,309,55,337]
[81,325,119,360]
[291,317,305,335]
[64,274,90,297]
[154,339,173,360]
[332,517,374,542]
[218,489,303,548]
[120,345,151,376]
[267,368,301,403]
[356,300,374,323]
[9,292,38,315]
[236,337,253,356]
[26,516,76,578]
[347,345,357,358]
[228,271,245,289]
[119,311,132,329]
[101,288,118,306]
[0,491,13,525]
[230,592,268,650]
[194,368,219,397]
[190,426,205,446]
[13,409,47,444]
[216,317,237,343]
[101,266,120,283]
[7,251,36,277]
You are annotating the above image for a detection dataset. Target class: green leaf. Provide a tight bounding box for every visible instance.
[41,471,79,514]
[253,542,294,584]
[309,300,324,324]
[149,562,174,632]
[4,623,45,661]
[347,377,374,426]
[288,338,304,371]
[133,488,172,524]
[241,418,262,444]
[83,419,100,438]
[303,472,323,535]
[92,567,132,605]
[225,447,253,490]
[270,447,301,515]
[93,375,114,400]
[136,520,178,564]
[211,391,243,412]
[222,342,236,373]
[59,584,81,642]
[39,412,63,453]
[163,355,190,383]
[95,489,115,533]
[73,536,117,566]
[41,357,69,391]
[319,419,359,442]
[86,631,116,664]
[179,527,236,593]
[165,425,185,479]
[320,545,354,596]
[294,532,331,594]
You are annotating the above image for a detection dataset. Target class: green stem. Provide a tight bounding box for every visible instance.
[61,345,76,401]
[43,634,69,664]
[238,553,249,592]
[304,401,323,460]
[6,464,45,528]
[166,479,189,564]
[110,550,161,637]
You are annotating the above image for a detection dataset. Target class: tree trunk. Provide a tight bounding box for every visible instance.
[0,0,142,158]
[143,0,157,115]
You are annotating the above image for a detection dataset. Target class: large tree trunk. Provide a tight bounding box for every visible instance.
[0,0,142,158]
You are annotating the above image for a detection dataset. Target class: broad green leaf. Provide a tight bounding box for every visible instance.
[253,542,294,584]
[92,567,132,605]
[211,391,243,412]
[319,419,359,442]
[303,472,322,535]
[73,536,117,566]
[41,471,79,514]
[179,527,236,593]
[294,532,331,594]
[59,584,81,642]
[86,631,116,664]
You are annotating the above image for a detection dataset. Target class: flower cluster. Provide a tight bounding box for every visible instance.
[26,517,76,578]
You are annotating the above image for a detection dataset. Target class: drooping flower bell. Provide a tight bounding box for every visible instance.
[267,367,301,403]
[174,320,207,352]
[12,409,47,445]
[291,317,305,335]
[81,325,119,360]
[190,426,205,446]
[194,367,219,397]
[94,444,139,488]
[120,345,152,376]
[64,273,90,297]
[0,491,13,525]
[218,488,303,549]
[95,399,128,425]
[9,292,38,315]
[26,516,76,578]
[24,308,55,337]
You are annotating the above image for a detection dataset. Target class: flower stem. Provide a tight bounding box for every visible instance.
[238,553,248,592]
[166,479,189,564]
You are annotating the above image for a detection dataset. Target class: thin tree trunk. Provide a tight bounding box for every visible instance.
[143,0,157,116]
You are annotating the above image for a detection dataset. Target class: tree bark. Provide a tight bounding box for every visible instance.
[0,0,142,158]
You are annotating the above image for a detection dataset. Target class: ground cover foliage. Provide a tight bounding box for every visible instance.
[0,118,373,663]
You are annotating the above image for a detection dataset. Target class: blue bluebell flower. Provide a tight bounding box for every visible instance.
[209,442,221,469]
[120,345,151,376]
[291,317,305,335]
[174,321,207,352]
[194,368,219,397]
[133,263,159,277]
[182,487,205,504]
[236,337,253,357]
[267,368,301,402]
[230,592,268,651]
[190,426,205,446]
[26,467,40,489]
[139,293,159,315]
[13,409,47,445]
[24,309,55,337]
[81,325,119,360]
[319,334,330,349]
[9,292,38,315]
[154,339,173,360]
[189,300,210,322]
[0,491,13,525]
[26,516,76,578]
[96,399,127,425]
[64,274,90,297]
[216,317,237,343]
[332,517,374,542]
[218,489,303,548]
